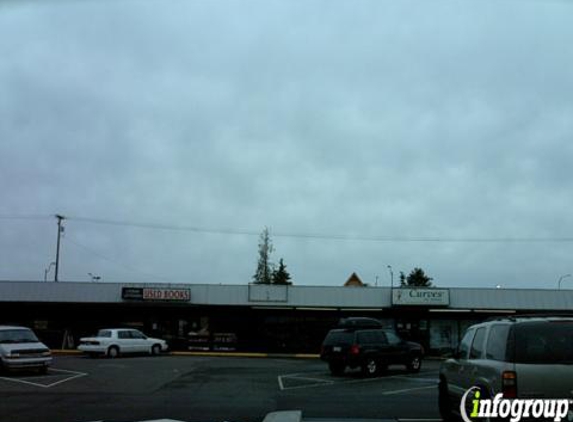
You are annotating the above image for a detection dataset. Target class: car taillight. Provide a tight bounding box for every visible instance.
[350,344,360,355]
[502,371,517,398]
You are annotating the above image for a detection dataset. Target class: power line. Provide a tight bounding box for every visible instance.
[64,236,177,282]
[67,216,258,236]
[0,214,52,221]
[4,213,573,243]
[64,215,573,243]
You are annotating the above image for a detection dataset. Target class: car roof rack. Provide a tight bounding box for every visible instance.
[336,317,384,329]
[485,312,573,322]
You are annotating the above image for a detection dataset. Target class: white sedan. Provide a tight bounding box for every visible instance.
[78,328,168,358]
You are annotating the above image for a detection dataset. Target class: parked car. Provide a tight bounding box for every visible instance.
[320,321,424,377]
[78,328,168,358]
[0,325,52,374]
[438,315,573,421]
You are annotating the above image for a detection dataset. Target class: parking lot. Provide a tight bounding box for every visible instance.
[0,355,441,422]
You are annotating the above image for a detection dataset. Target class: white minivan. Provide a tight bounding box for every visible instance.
[0,326,52,374]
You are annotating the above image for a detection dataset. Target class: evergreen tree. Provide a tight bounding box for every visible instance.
[252,227,274,284]
[272,258,292,285]
[406,267,433,287]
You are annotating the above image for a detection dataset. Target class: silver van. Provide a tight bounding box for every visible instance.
[0,326,52,374]
[439,315,573,421]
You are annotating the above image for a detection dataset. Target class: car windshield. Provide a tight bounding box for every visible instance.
[96,330,112,338]
[0,329,39,344]
[513,322,573,364]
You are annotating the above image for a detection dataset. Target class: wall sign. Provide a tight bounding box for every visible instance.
[122,287,144,300]
[247,284,288,302]
[392,288,450,306]
[122,287,191,302]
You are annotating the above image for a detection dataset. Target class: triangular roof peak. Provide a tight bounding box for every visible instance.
[344,272,365,287]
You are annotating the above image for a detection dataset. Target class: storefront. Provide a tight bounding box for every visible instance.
[0,281,571,355]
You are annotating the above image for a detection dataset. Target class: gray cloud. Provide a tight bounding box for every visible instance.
[1,0,573,288]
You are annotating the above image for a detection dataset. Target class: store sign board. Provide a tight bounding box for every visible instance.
[121,287,191,302]
[392,288,449,306]
[122,287,143,300]
[143,288,190,301]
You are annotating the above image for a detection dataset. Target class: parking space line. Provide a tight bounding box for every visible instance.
[279,370,438,379]
[0,368,87,388]
[279,380,335,391]
[381,385,436,395]
[284,375,331,383]
[391,376,438,383]
[0,376,52,388]
[278,375,437,392]
[49,368,84,374]
[44,371,87,387]
[277,369,439,392]
[278,374,334,391]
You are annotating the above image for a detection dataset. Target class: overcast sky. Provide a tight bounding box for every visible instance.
[1,0,573,289]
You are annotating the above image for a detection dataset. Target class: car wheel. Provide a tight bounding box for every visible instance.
[407,355,422,372]
[438,378,456,422]
[107,346,120,358]
[362,358,378,377]
[328,362,345,376]
[151,344,162,356]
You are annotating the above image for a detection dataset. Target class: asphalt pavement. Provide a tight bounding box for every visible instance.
[0,355,441,422]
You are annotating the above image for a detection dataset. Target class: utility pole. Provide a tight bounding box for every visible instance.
[387,265,394,289]
[54,214,65,282]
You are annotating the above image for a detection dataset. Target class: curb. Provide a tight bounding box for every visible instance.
[50,350,83,355]
[50,349,320,359]
[170,351,320,359]
[51,350,445,360]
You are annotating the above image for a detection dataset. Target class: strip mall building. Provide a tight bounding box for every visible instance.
[1,280,572,355]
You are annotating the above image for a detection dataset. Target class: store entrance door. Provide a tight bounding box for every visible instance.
[394,318,429,352]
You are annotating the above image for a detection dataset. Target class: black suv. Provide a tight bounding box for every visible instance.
[320,319,424,376]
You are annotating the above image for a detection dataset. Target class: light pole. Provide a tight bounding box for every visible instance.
[54,214,65,282]
[387,265,394,289]
[558,274,571,289]
[88,272,101,283]
[44,262,56,282]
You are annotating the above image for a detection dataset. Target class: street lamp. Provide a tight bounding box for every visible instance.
[88,272,102,283]
[387,265,394,289]
[44,262,56,282]
[558,274,571,289]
